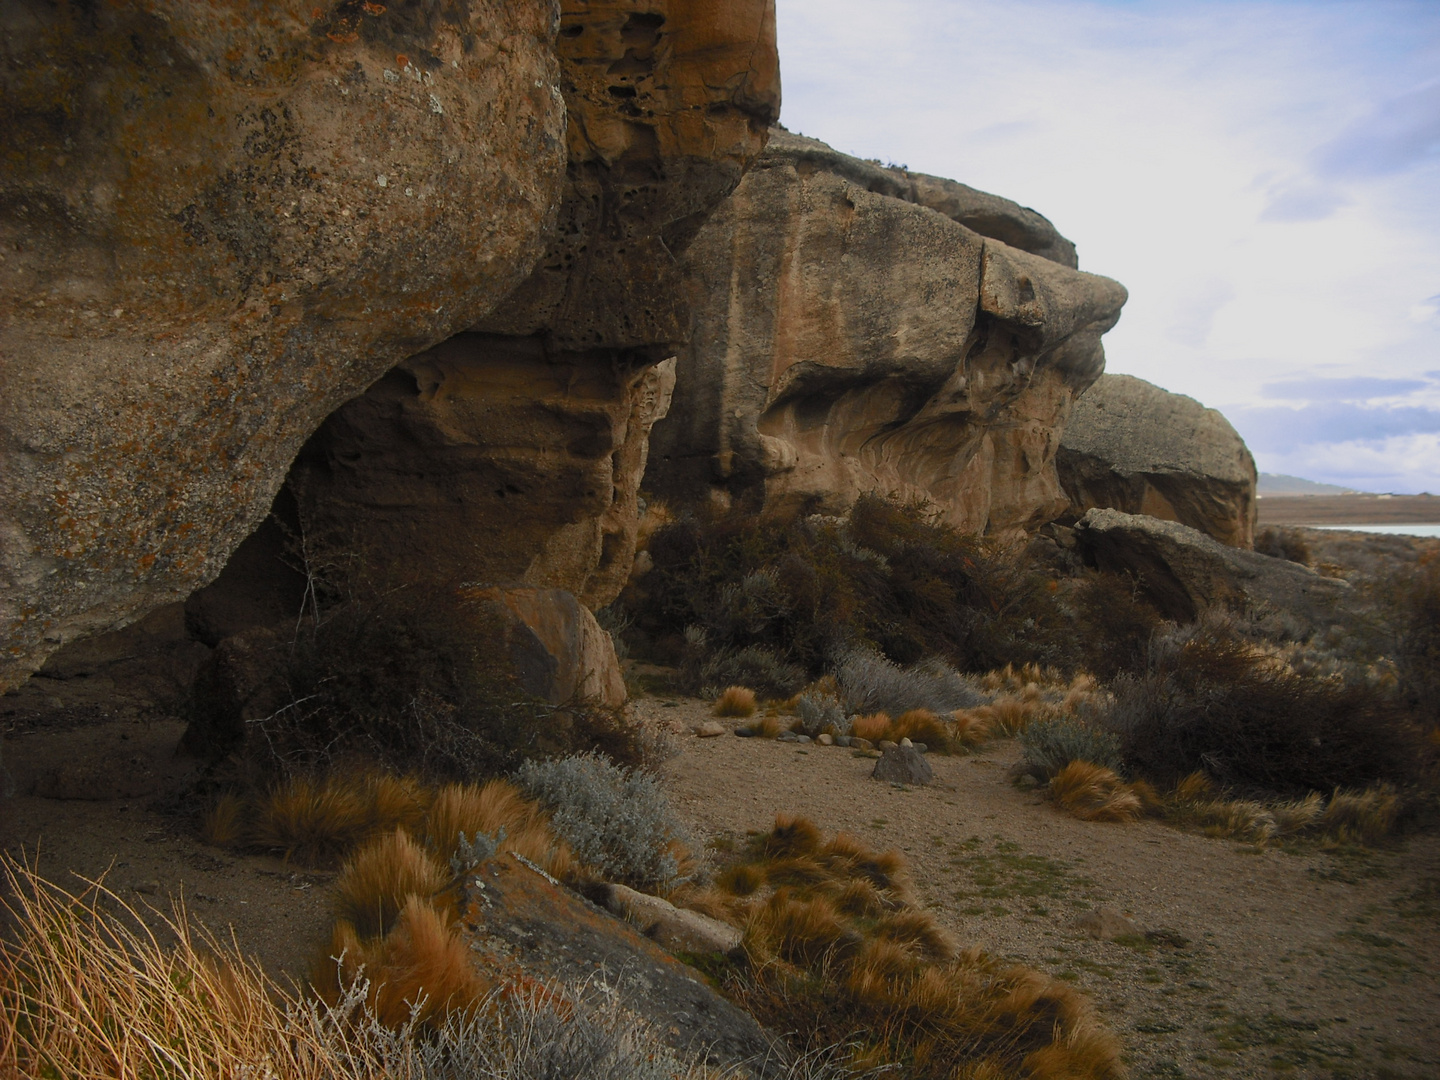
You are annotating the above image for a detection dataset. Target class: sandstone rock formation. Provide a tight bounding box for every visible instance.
[0,1,567,691]
[646,131,1128,538]
[1057,374,1258,547]
[1075,508,1350,626]
[1,1,781,690]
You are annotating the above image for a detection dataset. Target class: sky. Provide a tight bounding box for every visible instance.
[775,0,1440,493]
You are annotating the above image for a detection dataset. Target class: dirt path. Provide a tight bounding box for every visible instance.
[645,697,1440,1080]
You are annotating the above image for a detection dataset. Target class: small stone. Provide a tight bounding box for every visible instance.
[1072,907,1140,941]
[734,726,756,737]
[835,735,852,747]
[795,734,811,744]
[777,731,799,743]
[871,745,933,785]
[1015,773,1040,790]
[850,737,872,750]
[695,721,725,738]
[877,739,898,751]
[899,737,913,748]
[816,733,833,746]
[135,881,160,895]
[912,742,927,754]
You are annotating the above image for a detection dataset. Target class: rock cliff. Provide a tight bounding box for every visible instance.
[0,0,567,690]
[0,0,780,689]
[1057,374,1257,547]
[646,131,1128,538]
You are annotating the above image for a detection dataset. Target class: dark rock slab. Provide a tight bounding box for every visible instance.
[871,745,934,785]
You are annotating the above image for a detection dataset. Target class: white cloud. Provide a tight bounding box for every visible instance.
[775,0,1440,491]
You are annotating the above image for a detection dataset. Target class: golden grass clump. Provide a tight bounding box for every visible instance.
[686,816,1123,1079]
[949,709,993,748]
[251,775,372,865]
[424,779,575,881]
[892,709,949,750]
[851,712,892,742]
[333,827,447,940]
[1318,785,1400,845]
[1049,762,1142,823]
[712,686,758,718]
[199,790,248,848]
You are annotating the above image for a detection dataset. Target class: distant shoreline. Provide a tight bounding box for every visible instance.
[1256,493,1440,526]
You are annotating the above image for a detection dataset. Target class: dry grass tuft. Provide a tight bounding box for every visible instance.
[333,828,447,940]
[685,816,1122,1079]
[199,790,248,847]
[949,709,993,748]
[892,709,948,749]
[1049,762,1142,823]
[251,775,372,865]
[351,897,491,1028]
[1318,785,1400,845]
[713,685,758,718]
[851,712,892,742]
[424,779,574,880]
[1173,771,1216,802]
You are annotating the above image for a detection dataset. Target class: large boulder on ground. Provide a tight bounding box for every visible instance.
[1075,508,1350,626]
[646,130,1128,539]
[459,852,779,1076]
[0,0,568,691]
[463,585,627,708]
[1057,374,1258,548]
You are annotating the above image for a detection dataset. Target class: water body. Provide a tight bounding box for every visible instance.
[1312,524,1440,538]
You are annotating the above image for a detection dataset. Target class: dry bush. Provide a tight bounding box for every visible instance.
[199,790,247,847]
[423,779,575,881]
[714,686,758,718]
[1256,527,1312,565]
[1049,762,1142,823]
[685,816,1122,1079]
[1104,622,1425,794]
[1318,786,1401,845]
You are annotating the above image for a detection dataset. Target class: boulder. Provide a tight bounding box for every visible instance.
[1057,374,1258,547]
[1075,508,1350,626]
[462,586,627,708]
[872,745,934,786]
[459,853,779,1075]
[0,1,568,691]
[647,130,1128,539]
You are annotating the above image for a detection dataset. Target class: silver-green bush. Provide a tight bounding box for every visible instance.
[514,753,693,892]
[834,648,987,717]
[1018,717,1122,781]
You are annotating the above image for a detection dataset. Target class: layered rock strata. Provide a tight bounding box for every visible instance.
[1057,374,1258,547]
[647,131,1128,538]
[0,1,568,690]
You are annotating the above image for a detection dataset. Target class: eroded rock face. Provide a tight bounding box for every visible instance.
[288,338,676,610]
[1057,374,1258,548]
[0,1,568,691]
[647,131,1128,538]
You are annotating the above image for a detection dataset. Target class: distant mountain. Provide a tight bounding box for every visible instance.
[1257,472,1365,496]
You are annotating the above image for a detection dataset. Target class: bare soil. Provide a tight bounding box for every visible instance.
[645,697,1440,1080]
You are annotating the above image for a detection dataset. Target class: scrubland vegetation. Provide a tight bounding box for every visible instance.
[5,496,1437,1078]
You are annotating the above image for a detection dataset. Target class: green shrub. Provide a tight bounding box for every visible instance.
[696,644,807,700]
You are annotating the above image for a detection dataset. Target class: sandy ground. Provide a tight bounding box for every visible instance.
[644,697,1440,1080]
[2,699,1437,1080]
